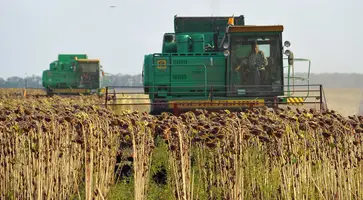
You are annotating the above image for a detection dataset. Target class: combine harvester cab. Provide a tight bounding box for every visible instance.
[105,15,328,115]
[42,54,106,96]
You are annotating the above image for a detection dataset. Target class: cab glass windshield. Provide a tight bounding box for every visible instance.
[229,34,283,94]
[79,62,99,73]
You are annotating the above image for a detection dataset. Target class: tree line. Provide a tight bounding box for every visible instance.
[1,73,363,88]
[0,74,142,88]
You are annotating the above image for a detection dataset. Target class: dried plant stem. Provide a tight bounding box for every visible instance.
[131,118,153,200]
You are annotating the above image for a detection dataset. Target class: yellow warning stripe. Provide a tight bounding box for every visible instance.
[287,97,304,105]
[99,88,106,94]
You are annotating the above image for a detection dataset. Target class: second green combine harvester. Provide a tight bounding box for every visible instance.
[140,15,324,114]
[42,54,106,96]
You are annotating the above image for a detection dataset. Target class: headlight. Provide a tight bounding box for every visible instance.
[284,41,291,47]
[284,50,291,56]
[223,50,230,57]
[223,42,229,49]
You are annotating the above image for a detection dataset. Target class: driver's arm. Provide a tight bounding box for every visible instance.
[235,57,249,72]
[256,51,268,69]
[241,57,248,66]
[261,52,268,67]
[232,56,243,71]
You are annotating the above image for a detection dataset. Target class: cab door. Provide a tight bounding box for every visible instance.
[226,43,251,96]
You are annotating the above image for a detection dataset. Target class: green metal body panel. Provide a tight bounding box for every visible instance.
[42,54,105,96]
[190,34,205,52]
[176,35,191,53]
[142,15,307,113]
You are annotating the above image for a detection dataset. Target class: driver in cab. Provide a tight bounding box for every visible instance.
[234,41,268,85]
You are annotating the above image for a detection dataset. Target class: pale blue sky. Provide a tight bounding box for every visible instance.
[1,0,362,78]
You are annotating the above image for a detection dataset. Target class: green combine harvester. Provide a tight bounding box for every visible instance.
[139,15,326,114]
[42,54,106,96]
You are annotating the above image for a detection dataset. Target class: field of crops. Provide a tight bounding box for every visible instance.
[1,88,363,199]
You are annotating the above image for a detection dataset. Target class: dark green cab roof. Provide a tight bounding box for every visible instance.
[174,15,245,33]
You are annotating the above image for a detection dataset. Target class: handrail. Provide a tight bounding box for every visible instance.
[283,57,311,100]
[106,84,323,88]
[105,84,323,99]
[46,80,102,89]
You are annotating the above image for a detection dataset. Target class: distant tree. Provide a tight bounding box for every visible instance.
[1,73,363,89]
[0,78,5,87]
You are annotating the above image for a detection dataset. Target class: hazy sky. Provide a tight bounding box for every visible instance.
[1,0,362,78]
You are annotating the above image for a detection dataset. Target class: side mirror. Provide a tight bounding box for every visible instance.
[223,42,229,49]
[223,50,230,57]
[284,41,291,47]
[288,52,294,66]
[284,49,294,65]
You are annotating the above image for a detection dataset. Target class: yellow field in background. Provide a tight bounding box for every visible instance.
[106,92,151,113]
[323,88,363,116]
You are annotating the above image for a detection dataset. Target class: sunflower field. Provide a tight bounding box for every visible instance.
[0,89,362,200]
